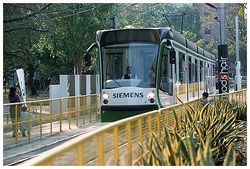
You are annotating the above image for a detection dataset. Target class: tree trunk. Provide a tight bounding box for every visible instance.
[28,64,38,96]
[73,56,83,75]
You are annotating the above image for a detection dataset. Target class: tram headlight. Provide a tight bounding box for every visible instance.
[150,98,155,103]
[102,92,110,104]
[147,91,155,103]
[147,91,155,99]
[103,93,110,100]
[103,99,109,104]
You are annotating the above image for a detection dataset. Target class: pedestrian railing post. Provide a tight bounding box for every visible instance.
[76,143,84,166]
[40,101,42,138]
[60,98,62,132]
[69,98,71,129]
[148,115,152,138]
[76,97,79,127]
[15,104,18,144]
[179,104,183,124]
[156,112,160,136]
[138,118,143,145]
[114,127,119,164]
[83,96,86,125]
[96,95,98,122]
[28,103,31,142]
[165,109,169,125]
[97,134,104,166]
[127,122,132,165]
[90,95,92,123]
[50,100,53,135]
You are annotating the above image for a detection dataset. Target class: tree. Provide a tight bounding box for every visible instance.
[199,3,247,75]
[115,3,202,38]
[3,4,52,95]
[36,3,110,75]
[3,3,111,96]
[225,4,247,76]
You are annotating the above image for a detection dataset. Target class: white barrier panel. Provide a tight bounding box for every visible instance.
[60,75,69,112]
[49,85,60,114]
[49,74,98,114]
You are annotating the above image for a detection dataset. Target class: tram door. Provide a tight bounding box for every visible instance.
[208,63,213,94]
[158,47,174,107]
[177,52,187,102]
[204,62,209,93]
[199,61,204,98]
[188,56,195,100]
[194,59,198,98]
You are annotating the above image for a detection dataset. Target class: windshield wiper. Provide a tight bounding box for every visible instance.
[112,79,122,87]
[105,79,122,89]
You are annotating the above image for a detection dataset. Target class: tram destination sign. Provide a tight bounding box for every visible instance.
[218,44,229,94]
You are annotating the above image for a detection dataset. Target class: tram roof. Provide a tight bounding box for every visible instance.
[97,27,216,61]
[96,27,173,45]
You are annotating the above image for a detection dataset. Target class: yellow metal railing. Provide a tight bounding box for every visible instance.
[3,94,99,147]
[21,89,247,166]
[176,83,186,95]
[200,82,204,91]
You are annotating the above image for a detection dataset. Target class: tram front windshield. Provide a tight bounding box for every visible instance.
[102,43,159,89]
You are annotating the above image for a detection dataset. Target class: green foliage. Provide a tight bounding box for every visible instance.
[183,31,198,42]
[199,3,247,74]
[139,100,247,166]
[37,3,110,74]
[4,3,110,92]
[225,4,247,75]
[227,100,247,121]
[116,3,201,36]
[30,34,74,82]
[3,4,48,95]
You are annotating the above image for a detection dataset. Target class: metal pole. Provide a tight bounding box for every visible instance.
[235,16,241,90]
[110,4,114,29]
[220,3,226,44]
[235,16,239,62]
[218,3,229,94]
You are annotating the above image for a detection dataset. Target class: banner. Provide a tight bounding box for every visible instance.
[16,68,27,102]
[218,44,229,94]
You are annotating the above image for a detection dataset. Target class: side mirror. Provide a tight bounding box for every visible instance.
[85,52,91,66]
[170,49,176,64]
[84,43,97,67]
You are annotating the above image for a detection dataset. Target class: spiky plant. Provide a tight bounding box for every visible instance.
[139,99,246,166]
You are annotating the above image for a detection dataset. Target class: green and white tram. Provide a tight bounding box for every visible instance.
[85,27,216,122]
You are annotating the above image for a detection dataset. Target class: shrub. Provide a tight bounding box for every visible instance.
[139,100,246,166]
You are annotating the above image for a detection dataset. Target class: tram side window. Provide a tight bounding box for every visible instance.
[160,47,173,95]
[200,61,203,82]
[204,62,208,79]
[212,65,215,76]
[179,53,185,84]
[195,59,198,82]
[188,57,192,83]
[208,64,210,76]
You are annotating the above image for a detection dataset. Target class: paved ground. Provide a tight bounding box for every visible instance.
[3,110,98,148]
[3,122,108,166]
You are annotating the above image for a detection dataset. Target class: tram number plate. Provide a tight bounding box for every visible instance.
[219,74,229,80]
